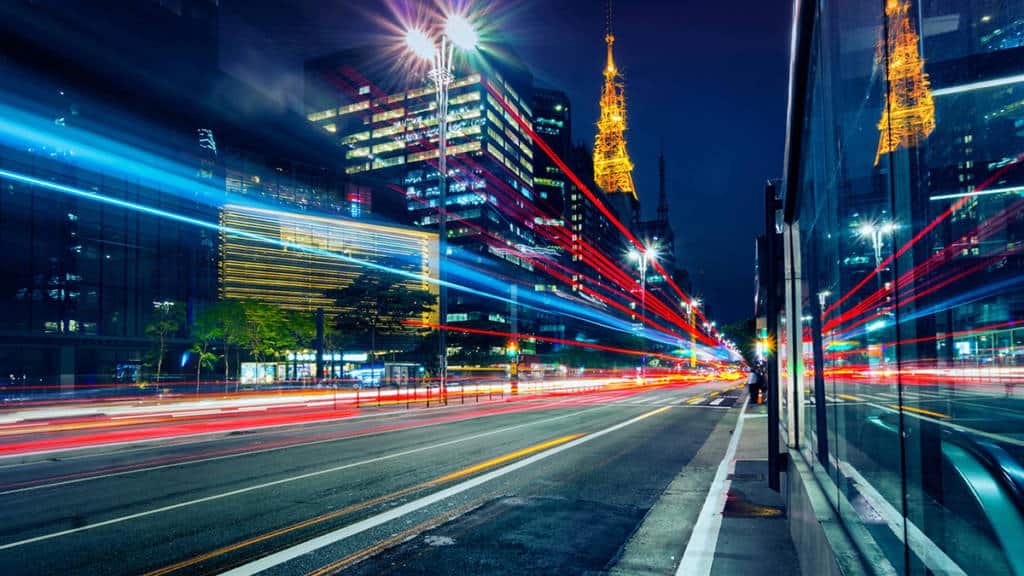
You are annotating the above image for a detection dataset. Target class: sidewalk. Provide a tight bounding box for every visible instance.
[609,391,801,575]
[709,398,800,575]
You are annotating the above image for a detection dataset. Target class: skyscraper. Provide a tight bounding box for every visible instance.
[305,48,540,360]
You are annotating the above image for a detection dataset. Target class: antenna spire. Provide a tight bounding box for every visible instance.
[606,0,613,39]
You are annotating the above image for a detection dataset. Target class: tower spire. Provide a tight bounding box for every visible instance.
[874,0,935,165]
[605,0,616,77]
[594,0,636,199]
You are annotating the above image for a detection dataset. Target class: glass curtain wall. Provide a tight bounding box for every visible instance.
[785,0,1024,574]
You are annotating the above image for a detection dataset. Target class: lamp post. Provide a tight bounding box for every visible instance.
[816,290,831,312]
[858,221,896,281]
[629,243,659,384]
[684,297,702,369]
[405,15,478,405]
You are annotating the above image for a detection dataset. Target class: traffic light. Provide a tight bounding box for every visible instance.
[506,339,519,357]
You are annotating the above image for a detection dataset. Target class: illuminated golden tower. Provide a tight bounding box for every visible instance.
[593,3,636,199]
[875,0,935,165]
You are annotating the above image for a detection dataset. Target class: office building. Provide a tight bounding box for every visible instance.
[305,48,540,358]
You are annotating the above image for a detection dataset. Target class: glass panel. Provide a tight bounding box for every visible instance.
[790,0,1024,572]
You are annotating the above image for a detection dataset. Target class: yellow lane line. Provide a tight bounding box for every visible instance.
[306,406,674,575]
[686,397,704,404]
[430,433,584,484]
[144,432,585,576]
[889,405,951,419]
[837,394,861,402]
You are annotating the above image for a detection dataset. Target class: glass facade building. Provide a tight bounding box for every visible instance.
[0,2,430,387]
[220,204,438,322]
[305,51,541,359]
[779,0,1024,574]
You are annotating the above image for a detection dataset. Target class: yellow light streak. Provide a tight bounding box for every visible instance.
[889,404,951,419]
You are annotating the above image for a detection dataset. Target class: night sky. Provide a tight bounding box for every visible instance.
[221,0,792,324]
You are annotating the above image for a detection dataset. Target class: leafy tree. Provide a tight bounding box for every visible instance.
[238,301,295,362]
[720,317,757,366]
[552,345,599,370]
[326,271,437,363]
[193,300,246,383]
[281,309,316,351]
[191,307,221,388]
[145,300,185,384]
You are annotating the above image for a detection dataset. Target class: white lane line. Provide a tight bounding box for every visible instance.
[675,396,749,576]
[838,461,966,575]
[863,401,1024,448]
[0,393,598,494]
[221,406,673,576]
[0,406,610,550]
[856,393,893,403]
[911,389,953,397]
[0,401,593,496]
[0,392,589,464]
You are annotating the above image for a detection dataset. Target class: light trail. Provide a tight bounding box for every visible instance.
[404,320,710,365]
[480,80,716,340]
[824,195,1024,333]
[821,151,1024,321]
[0,167,674,348]
[323,64,723,348]
[327,70,703,344]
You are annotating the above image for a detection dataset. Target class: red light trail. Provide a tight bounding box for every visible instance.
[821,151,1024,323]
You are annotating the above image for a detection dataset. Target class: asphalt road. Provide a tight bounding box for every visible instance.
[0,381,745,576]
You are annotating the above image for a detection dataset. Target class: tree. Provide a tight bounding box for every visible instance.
[145,301,185,384]
[721,317,758,366]
[281,309,316,352]
[194,300,246,383]
[238,301,294,362]
[190,306,224,392]
[326,272,437,365]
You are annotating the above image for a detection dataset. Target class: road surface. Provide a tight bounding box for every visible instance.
[0,381,746,575]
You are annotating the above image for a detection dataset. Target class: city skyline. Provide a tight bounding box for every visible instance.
[1,2,1023,576]
[221,0,792,323]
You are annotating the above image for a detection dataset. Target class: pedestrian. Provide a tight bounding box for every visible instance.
[746,368,759,403]
[755,366,768,404]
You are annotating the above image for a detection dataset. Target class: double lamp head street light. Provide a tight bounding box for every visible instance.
[858,221,896,270]
[628,243,660,383]
[404,14,479,401]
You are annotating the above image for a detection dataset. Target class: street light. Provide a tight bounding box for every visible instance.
[684,297,702,369]
[816,289,831,312]
[404,14,479,404]
[858,221,896,276]
[628,242,659,383]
